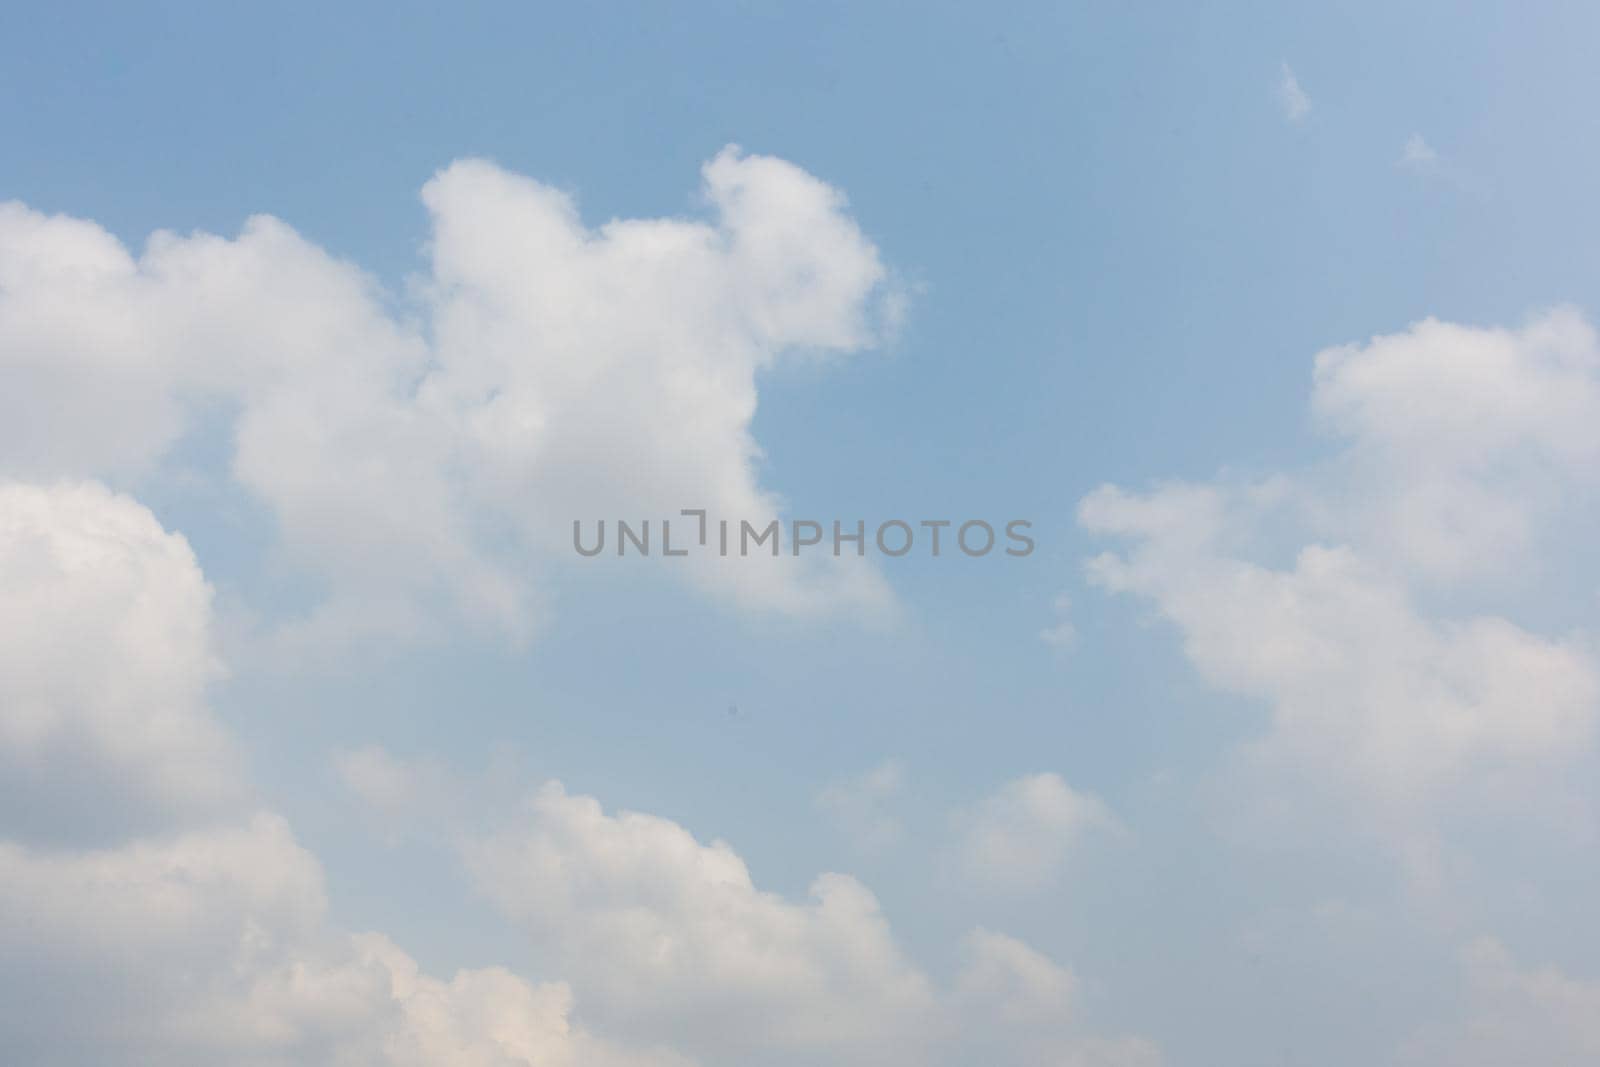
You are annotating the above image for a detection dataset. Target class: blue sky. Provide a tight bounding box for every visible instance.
[4,3,1600,1066]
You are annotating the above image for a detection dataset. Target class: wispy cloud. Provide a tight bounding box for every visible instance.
[1039,592,1075,649]
[950,773,1117,894]
[816,759,908,850]
[1278,62,1312,123]
[1399,132,1439,170]
[1397,132,1487,195]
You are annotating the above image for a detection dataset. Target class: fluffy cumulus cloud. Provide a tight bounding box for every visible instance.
[0,482,686,1067]
[1310,310,1600,581]
[0,481,1151,1067]
[1078,310,1600,881]
[1072,309,1600,1063]
[0,148,898,651]
[467,781,937,1064]
[0,814,686,1067]
[950,772,1117,894]
[321,735,1161,1067]
[460,778,1155,1067]
[0,482,243,843]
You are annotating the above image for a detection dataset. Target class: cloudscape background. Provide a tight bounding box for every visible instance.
[4,2,1600,1064]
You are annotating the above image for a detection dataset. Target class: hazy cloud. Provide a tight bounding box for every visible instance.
[951,773,1116,894]
[1279,62,1312,123]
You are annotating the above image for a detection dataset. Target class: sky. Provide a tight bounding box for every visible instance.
[4,2,1600,1065]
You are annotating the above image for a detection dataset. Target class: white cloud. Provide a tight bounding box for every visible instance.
[0,481,244,843]
[350,756,1156,1065]
[0,820,687,1067]
[466,781,937,1064]
[950,773,1116,894]
[1079,310,1600,880]
[1311,310,1600,581]
[1085,495,1597,831]
[1279,62,1312,123]
[0,148,900,653]
[0,363,1155,1067]
[0,481,686,1067]
[815,759,907,850]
